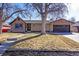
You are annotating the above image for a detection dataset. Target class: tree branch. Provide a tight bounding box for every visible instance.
[3,9,28,22]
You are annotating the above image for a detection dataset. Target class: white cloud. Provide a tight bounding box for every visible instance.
[68,3,79,21]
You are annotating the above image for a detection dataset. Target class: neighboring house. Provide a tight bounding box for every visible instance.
[10,17,75,33]
[2,23,11,32]
[72,21,79,32]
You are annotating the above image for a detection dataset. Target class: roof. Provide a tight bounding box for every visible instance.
[24,20,51,23]
[2,23,11,29]
[72,21,79,26]
[52,18,74,24]
[9,17,74,24]
[10,17,26,24]
[10,17,51,24]
[2,23,11,27]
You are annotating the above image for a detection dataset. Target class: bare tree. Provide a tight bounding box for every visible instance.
[27,3,68,34]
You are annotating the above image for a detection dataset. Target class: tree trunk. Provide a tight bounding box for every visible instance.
[0,21,2,34]
[41,14,47,34]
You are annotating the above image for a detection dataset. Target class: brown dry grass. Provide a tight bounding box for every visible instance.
[0,33,39,43]
[0,33,23,42]
[12,34,79,51]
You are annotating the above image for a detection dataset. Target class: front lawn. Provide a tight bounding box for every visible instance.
[0,32,40,43]
[0,33,24,43]
[11,34,79,51]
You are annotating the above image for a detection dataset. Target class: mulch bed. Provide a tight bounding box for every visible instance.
[3,49,79,56]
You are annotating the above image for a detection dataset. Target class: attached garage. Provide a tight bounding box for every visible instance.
[53,25,70,32]
[52,19,73,32]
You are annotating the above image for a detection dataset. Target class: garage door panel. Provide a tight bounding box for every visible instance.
[53,25,70,32]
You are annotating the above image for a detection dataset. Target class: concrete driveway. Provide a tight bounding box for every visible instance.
[63,32,79,42]
[52,32,79,42]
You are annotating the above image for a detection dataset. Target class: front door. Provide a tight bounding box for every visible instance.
[27,23,31,31]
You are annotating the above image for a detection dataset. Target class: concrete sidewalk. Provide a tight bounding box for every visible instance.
[0,34,26,56]
[0,41,15,56]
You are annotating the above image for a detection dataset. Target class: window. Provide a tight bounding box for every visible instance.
[15,23,23,29]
